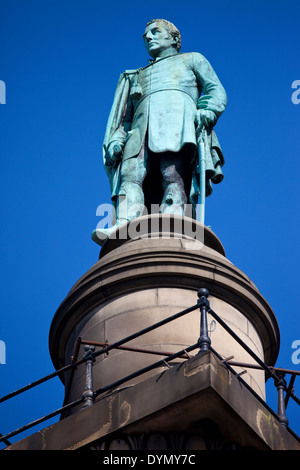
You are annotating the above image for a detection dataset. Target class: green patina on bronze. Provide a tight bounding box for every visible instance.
[92,19,227,244]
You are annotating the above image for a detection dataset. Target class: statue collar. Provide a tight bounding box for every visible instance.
[146,52,180,67]
[124,52,182,76]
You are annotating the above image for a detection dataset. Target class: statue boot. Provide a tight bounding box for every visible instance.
[91,184,145,246]
[91,216,129,246]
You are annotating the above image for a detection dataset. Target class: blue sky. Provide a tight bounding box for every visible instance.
[0,0,299,447]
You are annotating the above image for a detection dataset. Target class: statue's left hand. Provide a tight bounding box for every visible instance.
[195,110,217,129]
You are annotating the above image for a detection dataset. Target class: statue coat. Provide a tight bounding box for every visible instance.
[103,52,227,210]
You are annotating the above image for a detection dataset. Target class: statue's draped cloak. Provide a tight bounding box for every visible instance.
[103,53,226,214]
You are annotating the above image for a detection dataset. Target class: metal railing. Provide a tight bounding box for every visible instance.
[0,288,299,447]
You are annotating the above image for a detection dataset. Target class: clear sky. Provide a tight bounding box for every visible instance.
[0,0,299,447]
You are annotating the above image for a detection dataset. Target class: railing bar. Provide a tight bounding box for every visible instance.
[210,346,282,417]
[209,309,300,407]
[227,361,265,370]
[80,339,193,359]
[227,361,300,376]
[0,343,199,446]
[288,389,300,406]
[93,343,199,399]
[0,363,78,404]
[0,433,11,447]
[92,303,199,360]
[220,359,300,406]
[2,348,299,445]
[0,397,83,444]
[210,346,300,441]
[62,338,192,418]
[228,367,299,406]
[208,308,277,380]
[272,367,300,376]
[0,303,198,405]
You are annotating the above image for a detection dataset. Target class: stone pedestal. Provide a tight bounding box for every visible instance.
[49,215,280,415]
[6,215,299,451]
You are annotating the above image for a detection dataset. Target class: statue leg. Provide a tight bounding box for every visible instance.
[91,155,148,246]
[159,152,188,216]
[118,156,148,221]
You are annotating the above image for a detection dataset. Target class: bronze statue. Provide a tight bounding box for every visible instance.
[92,19,227,244]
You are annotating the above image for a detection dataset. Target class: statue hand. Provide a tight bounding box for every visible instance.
[107,141,124,164]
[195,110,217,130]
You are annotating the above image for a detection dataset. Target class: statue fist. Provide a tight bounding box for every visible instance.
[195,110,217,129]
[107,141,124,163]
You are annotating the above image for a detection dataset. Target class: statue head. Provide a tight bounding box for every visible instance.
[144,19,181,58]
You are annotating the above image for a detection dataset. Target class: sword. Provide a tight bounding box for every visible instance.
[196,125,207,225]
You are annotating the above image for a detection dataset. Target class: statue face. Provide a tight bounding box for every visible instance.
[143,21,177,58]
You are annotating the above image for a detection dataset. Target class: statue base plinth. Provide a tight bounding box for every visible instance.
[91,213,224,253]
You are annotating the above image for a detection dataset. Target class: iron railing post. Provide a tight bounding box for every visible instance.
[275,372,289,428]
[197,288,211,352]
[81,345,95,410]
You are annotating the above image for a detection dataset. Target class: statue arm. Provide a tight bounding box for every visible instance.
[103,72,135,166]
[192,53,227,127]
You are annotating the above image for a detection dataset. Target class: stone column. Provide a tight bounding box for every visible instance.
[49,215,280,415]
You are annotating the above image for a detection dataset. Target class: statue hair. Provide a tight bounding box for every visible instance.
[146,19,181,52]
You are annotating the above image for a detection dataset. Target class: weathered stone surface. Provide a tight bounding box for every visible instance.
[6,352,299,450]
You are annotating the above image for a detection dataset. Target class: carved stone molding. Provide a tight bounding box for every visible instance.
[88,431,245,451]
